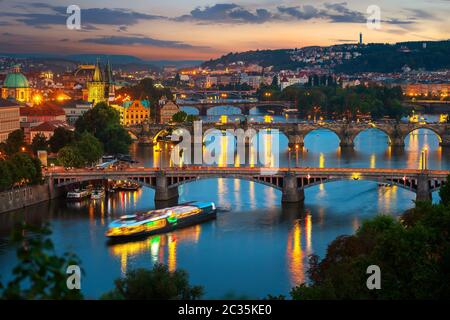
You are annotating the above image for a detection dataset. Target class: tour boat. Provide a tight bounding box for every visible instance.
[91,188,106,200]
[106,202,217,240]
[67,188,91,201]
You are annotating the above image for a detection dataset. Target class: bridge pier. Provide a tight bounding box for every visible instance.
[154,172,179,204]
[390,137,405,148]
[282,173,305,203]
[416,173,432,202]
[339,137,354,148]
[440,135,450,147]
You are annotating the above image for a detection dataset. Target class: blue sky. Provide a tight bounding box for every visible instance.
[0,0,448,60]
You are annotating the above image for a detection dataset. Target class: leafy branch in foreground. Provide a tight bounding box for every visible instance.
[0,223,83,300]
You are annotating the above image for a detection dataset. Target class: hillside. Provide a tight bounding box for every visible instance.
[202,40,450,73]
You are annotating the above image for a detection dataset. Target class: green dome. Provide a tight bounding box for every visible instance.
[3,72,29,88]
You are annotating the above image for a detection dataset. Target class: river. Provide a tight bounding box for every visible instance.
[0,109,449,299]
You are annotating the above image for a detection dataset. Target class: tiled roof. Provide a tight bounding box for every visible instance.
[20,103,66,116]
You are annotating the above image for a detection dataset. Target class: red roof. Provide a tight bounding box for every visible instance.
[30,120,72,132]
[20,103,66,117]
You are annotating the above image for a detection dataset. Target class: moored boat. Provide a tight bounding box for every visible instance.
[67,188,91,201]
[106,202,217,240]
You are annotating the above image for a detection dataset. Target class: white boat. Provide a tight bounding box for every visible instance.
[67,189,91,201]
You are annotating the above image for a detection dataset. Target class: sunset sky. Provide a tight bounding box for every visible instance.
[0,0,448,61]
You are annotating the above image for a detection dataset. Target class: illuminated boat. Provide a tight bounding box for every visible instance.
[67,188,91,201]
[105,202,216,240]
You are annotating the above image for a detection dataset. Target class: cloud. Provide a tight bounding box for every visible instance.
[80,36,208,49]
[277,5,320,20]
[176,3,274,24]
[176,2,413,25]
[2,3,164,28]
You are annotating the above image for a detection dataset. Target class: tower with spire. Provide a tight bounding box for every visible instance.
[104,60,115,103]
[87,60,107,105]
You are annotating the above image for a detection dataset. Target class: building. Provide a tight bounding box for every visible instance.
[20,103,67,143]
[158,99,180,124]
[61,100,92,125]
[87,61,106,105]
[112,100,150,125]
[0,98,20,143]
[1,65,32,103]
[29,120,73,142]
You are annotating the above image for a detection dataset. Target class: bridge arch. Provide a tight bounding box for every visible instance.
[206,105,243,116]
[353,127,392,147]
[303,128,341,150]
[403,126,443,145]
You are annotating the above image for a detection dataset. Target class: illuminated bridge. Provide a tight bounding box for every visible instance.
[130,122,450,148]
[176,100,294,116]
[46,167,449,205]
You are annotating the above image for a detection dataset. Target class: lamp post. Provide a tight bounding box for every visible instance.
[295,144,300,167]
[288,147,292,171]
[421,147,428,171]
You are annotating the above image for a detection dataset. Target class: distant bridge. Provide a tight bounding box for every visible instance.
[129,121,450,148]
[46,167,449,205]
[177,100,294,116]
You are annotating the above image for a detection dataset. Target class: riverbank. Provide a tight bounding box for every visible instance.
[0,184,61,214]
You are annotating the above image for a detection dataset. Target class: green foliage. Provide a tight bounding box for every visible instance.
[57,146,85,168]
[0,153,42,190]
[171,111,188,123]
[186,114,200,123]
[259,84,405,120]
[439,175,450,207]
[100,264,203,300]
[31,133,48,154]
[291,200,450,299]
[0,129,25,155]
[74,132,103,166]
[0,160,13,191]
[335,41,450,73]
[0,223,83,300]
[49,127,75,153]
[75,102,131,155]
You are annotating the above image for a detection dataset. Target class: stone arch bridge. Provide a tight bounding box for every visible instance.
[47,167,448,205]
[178,101,294,116]
[129,122,450,148]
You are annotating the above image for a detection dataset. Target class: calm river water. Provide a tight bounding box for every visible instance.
[0,109,448,299]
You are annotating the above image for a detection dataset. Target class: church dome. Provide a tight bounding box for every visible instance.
[3,66,29,88]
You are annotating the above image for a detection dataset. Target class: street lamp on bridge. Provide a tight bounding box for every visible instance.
[421,146,428,171]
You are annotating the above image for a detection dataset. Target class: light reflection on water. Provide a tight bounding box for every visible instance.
[0,123,449,298]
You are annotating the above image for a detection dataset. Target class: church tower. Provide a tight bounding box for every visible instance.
[87,60,106,105]
[104,60,115,103]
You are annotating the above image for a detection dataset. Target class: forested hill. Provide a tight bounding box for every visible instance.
[201,49,303,71]
[202,40,450,72]
[335,40,450,73]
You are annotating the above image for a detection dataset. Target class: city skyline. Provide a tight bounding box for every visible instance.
[0,0,449,61]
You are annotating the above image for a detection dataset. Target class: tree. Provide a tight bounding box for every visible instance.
[290,202,450,300]
[49,127,75,153]
[439,175,450,207]
[74,132,103,166]
[171,111,188,123]
[0,223,83,300]
[9,153,40,185]
[186,114,200,123]
[75,102,132,155]
[0,160,13,191]
[31,133,48,154]
[100,264,203,300]
[57,146,84,168]
[1,129,25,155]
